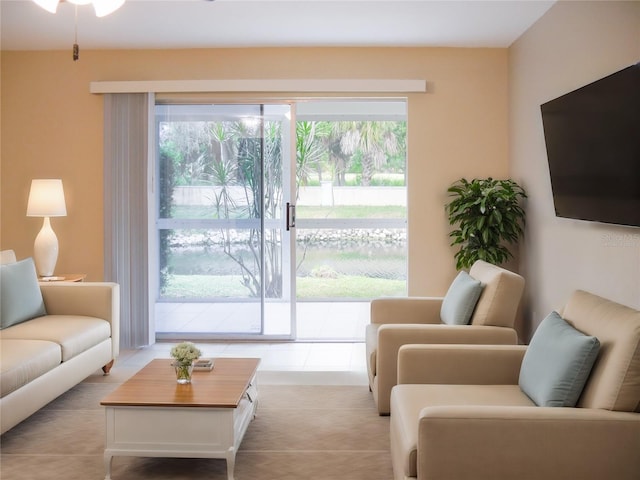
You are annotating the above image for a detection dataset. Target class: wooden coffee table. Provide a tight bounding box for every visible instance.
[100,357,260,480]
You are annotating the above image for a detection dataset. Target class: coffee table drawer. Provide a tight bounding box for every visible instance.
[105,406,234,453]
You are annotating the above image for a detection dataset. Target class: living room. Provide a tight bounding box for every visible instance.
[2,1,639,339]
[1,1,639,479]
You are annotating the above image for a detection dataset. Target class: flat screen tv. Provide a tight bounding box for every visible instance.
[540,63,640,227]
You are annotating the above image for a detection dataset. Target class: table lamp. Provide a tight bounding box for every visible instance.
[26,179,67,277]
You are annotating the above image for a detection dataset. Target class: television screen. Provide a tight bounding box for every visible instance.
[540,63,640,227]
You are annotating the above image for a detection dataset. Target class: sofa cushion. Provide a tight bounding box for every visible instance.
[0,339,62,397]
[390,384,534,479]
[0,315,111,362]
[440,271,483,325]
[0,258,46,330]
[560,290,640,412]
[519,311,600,407]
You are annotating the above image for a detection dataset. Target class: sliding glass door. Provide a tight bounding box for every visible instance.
[152,99,407,341]
[154,104,294,338]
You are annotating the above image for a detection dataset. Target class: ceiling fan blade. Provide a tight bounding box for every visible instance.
[32,0,61,14]
[93,0,125,17]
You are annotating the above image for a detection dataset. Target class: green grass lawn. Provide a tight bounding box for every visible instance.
[296,205,405,219]
[296,275,405,297]
[161,274,405,299]
[169,205,406,220]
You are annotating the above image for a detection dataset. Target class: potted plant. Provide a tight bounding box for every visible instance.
[445,178,527,270]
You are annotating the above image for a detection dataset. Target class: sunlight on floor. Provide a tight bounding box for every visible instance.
[115,341,369,386]
[155,301,371,341]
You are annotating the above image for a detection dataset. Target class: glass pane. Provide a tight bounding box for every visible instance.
[296,227,406,298]
[155,103,292,338]
[157,104,289,302]
[295,101,408,300]
[160,227,262,299]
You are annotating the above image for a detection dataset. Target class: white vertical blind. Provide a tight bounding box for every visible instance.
[103,93,153,348]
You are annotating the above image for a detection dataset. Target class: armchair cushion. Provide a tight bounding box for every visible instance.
[468,260,525,328]
[0,258,46,330]
[440,271,483,325]
[519,311,600,407]
[391,384,535,479]
[561,290,640,412]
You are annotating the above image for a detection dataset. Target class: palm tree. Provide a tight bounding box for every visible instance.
[296,121,330,192]
[340,121,399,186]
[320,122,352,186]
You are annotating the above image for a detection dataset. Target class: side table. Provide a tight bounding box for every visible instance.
[39,273,86,283]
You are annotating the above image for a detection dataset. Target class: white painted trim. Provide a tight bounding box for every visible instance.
[90,79,426,94]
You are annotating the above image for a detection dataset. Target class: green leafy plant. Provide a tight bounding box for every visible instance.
[445,178,527,270]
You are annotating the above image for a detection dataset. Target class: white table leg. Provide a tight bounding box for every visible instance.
[226,447,236,480]
[104,452,113,480]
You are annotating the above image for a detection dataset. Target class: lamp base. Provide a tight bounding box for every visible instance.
[33,217,59,277]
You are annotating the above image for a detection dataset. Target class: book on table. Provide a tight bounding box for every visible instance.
[193,359,214,371]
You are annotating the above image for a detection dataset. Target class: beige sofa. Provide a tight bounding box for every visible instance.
[390,290,640,480]
[0,251,119,434]
[367,260,525,414]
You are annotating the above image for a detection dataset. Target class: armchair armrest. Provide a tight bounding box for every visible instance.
[375,325,518,414]
[370,297,443,325]
[418,406,640,480]
[40,282,120,358]
[398,344,526,385]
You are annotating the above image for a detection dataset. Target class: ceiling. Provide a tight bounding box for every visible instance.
[1,0,555,51]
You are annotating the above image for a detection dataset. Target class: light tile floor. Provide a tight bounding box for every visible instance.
[155,301,371,341]
[116,301,371,386]
[115,341,369,386]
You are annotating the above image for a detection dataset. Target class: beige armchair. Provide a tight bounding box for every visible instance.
[367,260,524,414]
[390,290,640,480]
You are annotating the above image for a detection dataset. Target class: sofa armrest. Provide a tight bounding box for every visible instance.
[370,297,443,325]
[418,406,640,480]
[397,343,526,385]
[40,282,120,358]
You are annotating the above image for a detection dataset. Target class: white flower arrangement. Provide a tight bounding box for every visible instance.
[170,342,202,365]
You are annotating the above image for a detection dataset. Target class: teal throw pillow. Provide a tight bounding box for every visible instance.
[0,257,47,329]
[519,311,600,407]
[440,271,484,325]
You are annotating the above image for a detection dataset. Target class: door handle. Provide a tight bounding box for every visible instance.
[286,202,296,231]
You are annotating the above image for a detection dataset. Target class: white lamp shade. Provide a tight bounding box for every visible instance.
[27,179,67,217]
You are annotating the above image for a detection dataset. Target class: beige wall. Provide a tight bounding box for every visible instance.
[1,47,509,294]
[510,1,640,340]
